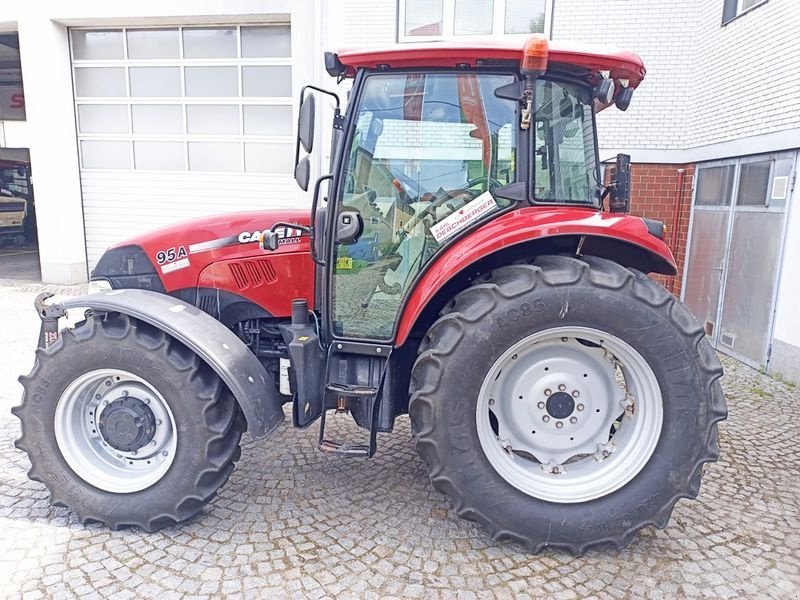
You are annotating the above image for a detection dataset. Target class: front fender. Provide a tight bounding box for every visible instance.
[59,289,284,439]
[395,207,676,346]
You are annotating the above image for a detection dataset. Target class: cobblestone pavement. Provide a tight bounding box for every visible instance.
[1,281,799,599]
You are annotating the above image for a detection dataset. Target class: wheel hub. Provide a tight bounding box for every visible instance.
[545,391,575,419]
[98,397,156,452]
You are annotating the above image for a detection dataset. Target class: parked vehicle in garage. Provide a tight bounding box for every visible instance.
[0,159,34,245]
[14,36,726,554]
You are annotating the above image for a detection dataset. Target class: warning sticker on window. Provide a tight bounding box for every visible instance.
[430,191,498,243]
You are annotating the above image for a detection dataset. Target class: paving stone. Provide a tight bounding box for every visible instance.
[1,282,799,598]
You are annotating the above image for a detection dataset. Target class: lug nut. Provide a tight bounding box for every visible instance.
[544,388,552,396]
[542,415,550,422]
[537,401,545,409]
[558,384,566,392]
[162,451,168,457]
[122,390,129,397]
[577,404,585,411]
[488,398,495,406]
[555,421,564,429]
[570,416,578,424]
[572,390,580,398]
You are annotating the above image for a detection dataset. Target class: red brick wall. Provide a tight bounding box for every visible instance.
[627,163,695,296]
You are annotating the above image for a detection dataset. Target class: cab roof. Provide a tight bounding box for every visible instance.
[336,38,646,88]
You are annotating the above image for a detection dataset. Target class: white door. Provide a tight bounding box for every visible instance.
[683,151,797,369]
[70,25,297,269]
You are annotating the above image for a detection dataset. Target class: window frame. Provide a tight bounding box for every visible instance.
[397,0,554,43]
[70,25,294,174]
[722,0,769,25]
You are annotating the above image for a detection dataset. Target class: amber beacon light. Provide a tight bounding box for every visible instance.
[521,34,549,77]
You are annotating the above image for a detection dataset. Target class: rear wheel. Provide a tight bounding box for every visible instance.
[14,313,245,531]
[409,255,726,554]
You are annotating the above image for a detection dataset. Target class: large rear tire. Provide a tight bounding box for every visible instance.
[409,255,727,555]
[13,313,245,531]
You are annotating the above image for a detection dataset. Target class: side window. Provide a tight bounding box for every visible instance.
[332,72,517,339]
[533,79,597,204]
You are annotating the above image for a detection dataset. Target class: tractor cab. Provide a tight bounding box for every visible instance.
[296,35,642,335]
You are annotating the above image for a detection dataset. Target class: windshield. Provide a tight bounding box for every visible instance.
[332,72,517,339]
[533,79,599,204]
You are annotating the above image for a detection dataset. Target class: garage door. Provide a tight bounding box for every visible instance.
[70,25,297,269]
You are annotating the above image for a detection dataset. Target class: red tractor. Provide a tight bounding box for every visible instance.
[14,36,726,554]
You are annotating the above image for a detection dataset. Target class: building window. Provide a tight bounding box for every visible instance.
[0,32,25,121]
[70,26,293,174]
[722,0,768,25]
[399,0,552,42]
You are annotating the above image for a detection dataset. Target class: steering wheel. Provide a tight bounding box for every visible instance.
[466,175,503,193]
[401,175,504,235]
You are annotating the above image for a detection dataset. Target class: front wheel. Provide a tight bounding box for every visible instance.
[14,313,245,531]
[409,255,727,554]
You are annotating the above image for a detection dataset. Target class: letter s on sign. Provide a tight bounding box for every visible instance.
[10,93,24,109]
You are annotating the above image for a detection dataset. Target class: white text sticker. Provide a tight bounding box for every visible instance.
[430,191,498,243]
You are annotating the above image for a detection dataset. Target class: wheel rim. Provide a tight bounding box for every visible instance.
[476,326,663,503]
[54,369,177,493]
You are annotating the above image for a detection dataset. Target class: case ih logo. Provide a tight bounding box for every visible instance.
[238,226,303,245]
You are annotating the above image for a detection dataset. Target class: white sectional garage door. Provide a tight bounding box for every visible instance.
[70,25,297,269]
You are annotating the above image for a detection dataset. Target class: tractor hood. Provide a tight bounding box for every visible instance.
[92,208,313,298]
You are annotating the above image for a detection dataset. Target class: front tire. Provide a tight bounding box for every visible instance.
[13,313,245,531]
[409,256,727,554]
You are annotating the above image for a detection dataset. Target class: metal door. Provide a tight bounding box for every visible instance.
[683,151,797,369]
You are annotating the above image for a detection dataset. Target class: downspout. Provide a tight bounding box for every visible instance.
[669,168,687,294]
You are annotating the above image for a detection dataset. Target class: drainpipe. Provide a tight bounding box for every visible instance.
[669,168,687,294]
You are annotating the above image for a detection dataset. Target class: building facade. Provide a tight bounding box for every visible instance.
[1,0,799,380]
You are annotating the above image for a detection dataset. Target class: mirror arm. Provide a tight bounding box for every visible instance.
[300,84,340,110]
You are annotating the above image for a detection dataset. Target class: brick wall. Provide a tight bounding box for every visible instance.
[628,163,695,295]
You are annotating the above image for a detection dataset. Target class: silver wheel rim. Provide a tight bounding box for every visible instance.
[54,369,177,493]
[476,326,663,503]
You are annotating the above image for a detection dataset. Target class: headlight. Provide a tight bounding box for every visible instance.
[88,278,113,294]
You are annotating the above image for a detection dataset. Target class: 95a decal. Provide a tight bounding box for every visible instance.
[155,246,187,265]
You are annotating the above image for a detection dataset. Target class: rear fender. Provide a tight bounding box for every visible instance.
[59,289,284,439]
[395,207,676,346]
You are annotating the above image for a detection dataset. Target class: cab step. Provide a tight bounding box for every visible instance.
[319,440,370,457]
[325,382,378,397]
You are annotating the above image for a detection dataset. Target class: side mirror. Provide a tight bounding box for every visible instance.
[294,155,311,191]
[260,231,279,251]
[335,210,364,245]
[615,86,634,112]
[298,93,316,153]
[609,154,631,213]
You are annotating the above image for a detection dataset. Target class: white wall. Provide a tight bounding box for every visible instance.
[773,156,800,348]
[340,0,396,46]
[0,0,322,284]
[691,1,800,149]
[552,0,699,155]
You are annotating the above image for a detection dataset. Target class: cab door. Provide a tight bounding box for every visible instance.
[327,71,520,341]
